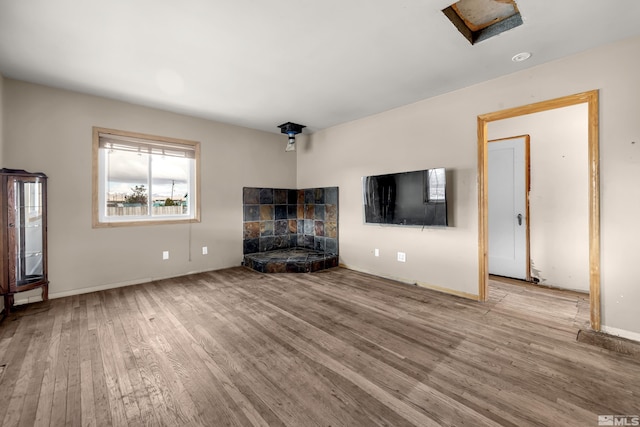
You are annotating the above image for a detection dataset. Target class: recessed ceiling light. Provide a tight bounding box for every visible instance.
[512,52,531,62]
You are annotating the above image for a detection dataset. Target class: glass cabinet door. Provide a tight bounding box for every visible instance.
[8,177,46,289]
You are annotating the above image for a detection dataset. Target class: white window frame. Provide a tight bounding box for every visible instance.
[92,127,201,227]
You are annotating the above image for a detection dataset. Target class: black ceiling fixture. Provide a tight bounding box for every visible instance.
[278,122,306,152]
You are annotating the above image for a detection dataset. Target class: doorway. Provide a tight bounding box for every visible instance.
[477,90,600,331]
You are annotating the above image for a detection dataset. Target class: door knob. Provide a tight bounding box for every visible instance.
[517,214,523,226]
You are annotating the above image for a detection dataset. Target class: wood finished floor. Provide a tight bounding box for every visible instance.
[0,267,638,426]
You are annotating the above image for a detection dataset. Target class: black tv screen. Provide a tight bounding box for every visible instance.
[363,168,447,226]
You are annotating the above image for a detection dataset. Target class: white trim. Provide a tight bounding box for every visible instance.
[601,325,640,344]
[339,263,417,286]
[50,277,154,299]
[339,263,480,301]
[13,268,224,305]
[13,296,39,306]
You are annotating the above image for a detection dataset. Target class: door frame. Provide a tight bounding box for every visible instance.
[477,90,600,330]
[488,135,531,282]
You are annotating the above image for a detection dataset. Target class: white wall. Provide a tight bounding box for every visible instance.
[489,105,589,292]
[297,97,481,298]
[298,35,640,340]
[3,80,296,298]
[3,36,639,341]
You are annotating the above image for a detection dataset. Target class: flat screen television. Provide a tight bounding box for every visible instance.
[362,168,447,226]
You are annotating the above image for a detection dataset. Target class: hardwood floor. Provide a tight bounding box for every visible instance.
[0,267,638,426]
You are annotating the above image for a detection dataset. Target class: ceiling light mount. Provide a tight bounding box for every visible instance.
[278,122,306,152]
[511,51,531,62]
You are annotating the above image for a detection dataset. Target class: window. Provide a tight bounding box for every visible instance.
[92,127,200,227]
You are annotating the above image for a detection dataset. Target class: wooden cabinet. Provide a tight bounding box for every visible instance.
[0,169,48,313]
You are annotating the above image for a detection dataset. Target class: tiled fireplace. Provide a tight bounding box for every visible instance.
[242,186,338,273]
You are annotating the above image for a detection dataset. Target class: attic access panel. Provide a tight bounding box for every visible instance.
[443,0,523,45]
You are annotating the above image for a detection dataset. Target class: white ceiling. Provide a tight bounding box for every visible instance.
[1,0,639,134]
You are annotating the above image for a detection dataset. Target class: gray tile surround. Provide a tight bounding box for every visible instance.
[242,186,339,262]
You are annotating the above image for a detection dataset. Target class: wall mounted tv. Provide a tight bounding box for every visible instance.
[362,168,447,227]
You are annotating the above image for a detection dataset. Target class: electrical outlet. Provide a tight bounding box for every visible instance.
[202,246,208,255]
[374,248,379,257]
[162,251,169,260]
[397,252,406,262]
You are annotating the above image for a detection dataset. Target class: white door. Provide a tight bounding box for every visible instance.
[488,136,528,280]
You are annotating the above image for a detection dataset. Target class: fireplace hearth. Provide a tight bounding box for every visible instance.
[242,186,338,273]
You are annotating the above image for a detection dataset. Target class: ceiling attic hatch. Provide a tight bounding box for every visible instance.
[443,0,523,45]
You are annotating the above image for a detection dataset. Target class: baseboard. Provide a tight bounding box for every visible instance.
[13,268,226,303]
[577,328,640,356]
[49,277,154,300]
[600,325,640,344]
[414,281,480,301]
[339,263,479,301]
